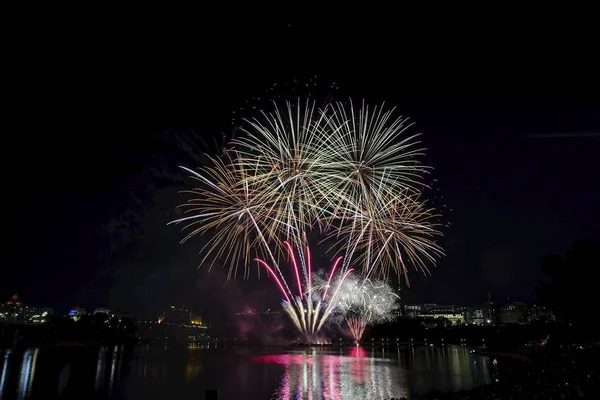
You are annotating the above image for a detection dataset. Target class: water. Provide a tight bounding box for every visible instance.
[0,345,491,399]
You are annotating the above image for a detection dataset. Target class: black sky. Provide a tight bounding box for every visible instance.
[4,15,599,315]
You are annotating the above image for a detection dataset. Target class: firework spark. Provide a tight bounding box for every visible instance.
[328,183,445,283]
[319,100,444,281]
[226,98,443,281]
[229,99,334,238]
[334,275,400,342]
[256,243,352,337]
[346,316,368,343]
[167,153,290,280]
[321,99,430,205]
[170,98,444,335]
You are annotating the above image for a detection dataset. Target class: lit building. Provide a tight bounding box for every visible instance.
[422,304,456,314]
[417,304,464,325]
[4,294,23,308]
[463,306,486,325]
[93,308,111,315]
[68,307,86,321]
[415,304,464,325]
[190,314,203,326]
[403,304,422,318]
[483,292,496,324]
[136,306,207,343]
[30,310,52,324]
[497,301,528,324]
[526,304,556,323]
[1,294,25,322]
[419,312,464,325]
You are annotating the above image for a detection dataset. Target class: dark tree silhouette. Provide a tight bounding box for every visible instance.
[537,239,599,335]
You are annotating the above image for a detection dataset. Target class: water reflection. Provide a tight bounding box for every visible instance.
[255,346,491,399]
[17,349,38,399]
[94,346,107,392]
[0,351,9,398]
[256,347,407,399]
[408,346,491,393]
[0,345,491,399]
[0,346,126,399]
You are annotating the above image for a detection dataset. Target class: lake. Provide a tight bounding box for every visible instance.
[0,344,492,399]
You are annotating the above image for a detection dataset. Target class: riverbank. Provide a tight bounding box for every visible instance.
[408,344,599,399]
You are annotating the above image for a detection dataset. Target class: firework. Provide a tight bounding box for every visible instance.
[346,316,368,343]
[170,98,444,336]
[321,99,430,207]
[318,100,444,280]
[226,98,443,281]
[335,275,399,342]
[328,182,445,283]
[167,153,287,280]
[229,99,334,238]
[256,242,353,337]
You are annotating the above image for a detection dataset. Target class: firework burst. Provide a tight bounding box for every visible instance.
[328,182,445,283]
[229,99,333,237]
[334,275,400,342]
[170,98,444,336]
[319,100,444,281]
[256,243,353,337]
[167,153,285,280]
[320,99,429,214]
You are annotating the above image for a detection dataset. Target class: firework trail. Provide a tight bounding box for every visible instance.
[170,98,444,335]
[334,275,399,342]
[256,243,353,337]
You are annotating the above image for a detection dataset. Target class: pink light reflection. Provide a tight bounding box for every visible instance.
[255,353,343,399]
[350,346,367,358]
[349,346,368,384]
[256,349,403,399]
[253,354,314,365]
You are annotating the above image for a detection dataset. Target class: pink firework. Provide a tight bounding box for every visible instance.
[256,241,353,336]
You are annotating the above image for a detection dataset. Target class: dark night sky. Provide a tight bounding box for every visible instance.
[4,16,599,317]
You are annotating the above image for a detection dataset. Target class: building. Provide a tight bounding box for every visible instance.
[463,306,486,325]
[29,309,53,324]
[483,292,496,324]
[1,294,25,322]
[93,308,111,316]
[137,306,207,343]
[68,307,86,321]
[416,304,464,325]
[525,304,556,323]
[419,312,464,326]
[0,295,54,324]
[497,301,528,324]
[4,294,23,308]
[422,304,456,314]
[403,304,422,318]
[190,314,204,326]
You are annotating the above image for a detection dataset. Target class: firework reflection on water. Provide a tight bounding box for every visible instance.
[255,346,406,400]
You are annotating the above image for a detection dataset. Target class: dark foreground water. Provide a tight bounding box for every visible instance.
[0,345,492,399]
